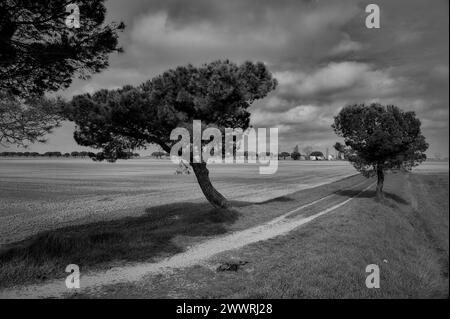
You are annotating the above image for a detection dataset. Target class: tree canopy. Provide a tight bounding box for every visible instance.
[151,151,168,158]
[291,151,301,160]
[302,146,312,157]
[0,0,124,97]
[332,103,428,198]
[64,60,277,160]
[63,60,277,208]
[0,0,124,146]
[0,91,62,146]
[279,151,291,160]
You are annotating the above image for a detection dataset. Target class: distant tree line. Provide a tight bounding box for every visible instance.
[151,151,169,158]
[273,144,333,161]
[277,150,329,160]
[150,150,336,161]
[0,151,140,158]
[151,151,278,159]
[2,149,332,161]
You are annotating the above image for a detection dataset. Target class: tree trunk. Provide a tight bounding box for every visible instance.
[191,162,230,209]
[376,165,384,199]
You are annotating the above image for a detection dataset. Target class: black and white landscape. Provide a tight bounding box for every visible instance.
[0,0,448,300]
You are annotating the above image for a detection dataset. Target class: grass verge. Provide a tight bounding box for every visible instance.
[80,172,448,298]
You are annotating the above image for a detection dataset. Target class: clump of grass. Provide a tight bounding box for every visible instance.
[0,203,238,288]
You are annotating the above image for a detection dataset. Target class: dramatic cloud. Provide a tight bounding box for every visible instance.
[4,0,448,157]
[274,62,403,100]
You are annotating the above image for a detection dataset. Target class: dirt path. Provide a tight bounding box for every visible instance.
[0,180,375,299]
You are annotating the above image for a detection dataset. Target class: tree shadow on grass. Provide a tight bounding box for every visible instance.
[0,202,239,288]
[334,189,409,205]
[229,196,295,208]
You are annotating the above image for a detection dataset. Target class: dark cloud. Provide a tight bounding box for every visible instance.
[3,0,448,156]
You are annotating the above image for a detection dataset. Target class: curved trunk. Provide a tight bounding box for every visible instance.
[376,165,384,199]
[191,162,230,209]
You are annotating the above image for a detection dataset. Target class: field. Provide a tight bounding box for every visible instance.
[0,159,448,297]
[0,159,359,245]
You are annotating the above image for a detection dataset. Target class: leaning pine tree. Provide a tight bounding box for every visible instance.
[332,103,428,199]
[63,60,277,209]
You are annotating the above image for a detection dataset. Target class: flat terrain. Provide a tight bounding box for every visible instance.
[70,172,448,298]
[0,160,447,298]
[0,159,359,244]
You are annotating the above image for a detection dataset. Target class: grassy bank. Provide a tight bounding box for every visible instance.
[85,172,448,298]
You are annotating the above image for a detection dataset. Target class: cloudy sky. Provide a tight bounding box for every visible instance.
[4,0,449,156]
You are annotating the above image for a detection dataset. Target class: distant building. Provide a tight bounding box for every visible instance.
[310,155,325,161]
